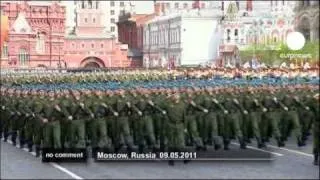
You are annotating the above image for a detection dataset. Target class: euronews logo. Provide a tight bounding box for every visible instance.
[279,31,312,59]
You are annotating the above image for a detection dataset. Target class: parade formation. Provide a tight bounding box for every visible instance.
[0,67,319,166]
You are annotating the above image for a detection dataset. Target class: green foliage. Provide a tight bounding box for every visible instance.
[277,40,319,63]
[240,44,280,65]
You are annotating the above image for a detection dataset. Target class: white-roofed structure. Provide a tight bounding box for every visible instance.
[11,12,33,34]
[143,8,223,68]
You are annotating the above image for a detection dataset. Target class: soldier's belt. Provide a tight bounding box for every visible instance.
[95,113,105,118]
[118,112,128,116]
[142,111,152,115]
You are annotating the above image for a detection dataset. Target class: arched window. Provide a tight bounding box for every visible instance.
[19,49,29,66]
[36,32,45,54]
[2,42,8,58]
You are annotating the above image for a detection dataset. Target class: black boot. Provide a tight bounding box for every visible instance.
[11,132,17,146]
[240,139,247,149]
[313,149,319,166]
[202,145,207,151]
[92,147,97,158]
[19,140,25,149]
[3,135,7,142]
[297,137,306,147]
[183,160,191,164]
[223,139,230,150]
[245,138,251,144]
[35,146,41,157]
[138,145,144,153]
[168,160,174,166]
[127,146,134,154]
[214,144,222,150]
[277,138,285,147]
[28,143,33,152]
[256,138,266,148]
[114,144,123,153]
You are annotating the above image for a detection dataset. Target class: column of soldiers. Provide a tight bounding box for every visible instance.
[1,67,318,85]
[1,84,319,166]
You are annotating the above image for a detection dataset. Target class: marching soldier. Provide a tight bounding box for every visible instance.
[261,88,285,147]
[42,90,62,149]
[162,93,188,166]
[222,89,247,149]
[113,89,136,153]
[183,88,204,150]
[90,90,113,155]
[308,93,319,165]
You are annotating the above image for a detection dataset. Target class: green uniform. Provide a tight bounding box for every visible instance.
[69,99,89,149]
[135,96,157,152]
[222,94,246,149]
[202,95,223,149]
[306,95,319,165]
[280,94,304,146]
[33,97,45,156]
[1,96,10,141]
[43,98,62,149]
[58,95,72,149]
[242,93,265,148]
[9,96,20,145]
[152,94,167,151]
[91,98,113,151]
[261,95,284,147]
[184,95,203,149]
[113,96,135,152]
[163,99,186,150]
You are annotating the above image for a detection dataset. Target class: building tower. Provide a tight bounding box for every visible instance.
[74,0,105,36]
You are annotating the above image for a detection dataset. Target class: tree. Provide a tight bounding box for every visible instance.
[277,40,319,65]
[240,43,280,65]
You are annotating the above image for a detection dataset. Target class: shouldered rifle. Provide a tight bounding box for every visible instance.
[190,100,208,113]
[293,96,310,110]
[127,101,142,116]
[254,98,268,112]
[273,97,288,111]
[101,102,119,117]
[79,102,95,119]
[233,98,248,114]
[148,100,166,115]
[212,98,228,114]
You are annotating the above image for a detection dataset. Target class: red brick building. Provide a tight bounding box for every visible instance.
[0,1,65,68]
[64,0,131,68]
[1,1,134,69]
[117,11,157,67]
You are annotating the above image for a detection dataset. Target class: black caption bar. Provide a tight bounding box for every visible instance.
[42,148,87,163]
